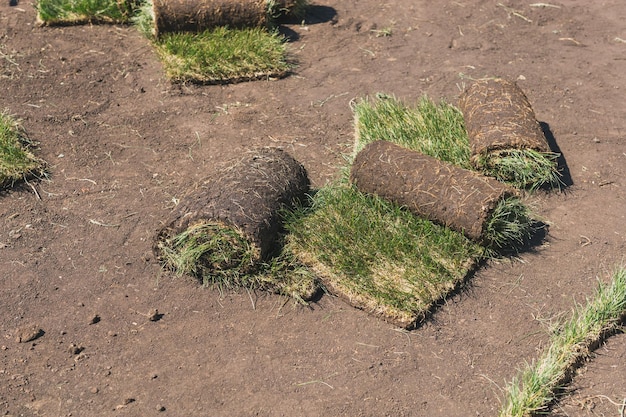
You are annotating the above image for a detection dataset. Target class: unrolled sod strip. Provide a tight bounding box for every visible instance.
[350,140,521,246]
[36,0,140,25]
[154,147,310,281]
[459,77,560,189]
[150,0,298,38]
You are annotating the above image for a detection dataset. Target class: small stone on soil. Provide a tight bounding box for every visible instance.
[67,343,84,355]
[148,308,161,321]
[14,325,44,343]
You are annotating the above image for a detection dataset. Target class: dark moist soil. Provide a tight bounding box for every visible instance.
[1,1,625,416]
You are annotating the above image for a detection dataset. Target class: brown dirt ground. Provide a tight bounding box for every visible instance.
[1,1,625,416]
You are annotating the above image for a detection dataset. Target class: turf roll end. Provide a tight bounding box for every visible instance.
[154,147,310,285]
[459,77,561,189]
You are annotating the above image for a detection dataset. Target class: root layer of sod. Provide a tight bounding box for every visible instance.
[154,147,316,301]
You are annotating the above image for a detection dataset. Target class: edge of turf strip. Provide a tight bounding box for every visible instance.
[499,266,626,417]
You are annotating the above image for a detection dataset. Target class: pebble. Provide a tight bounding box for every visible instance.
[148,308,161,322]
[68,343,84,355]
[14,325,44,343]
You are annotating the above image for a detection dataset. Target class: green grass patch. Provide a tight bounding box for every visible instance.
[35,0,299,84]
[152,27,291,84]
[284,181,485,327]
[156,222,260,283]
[267,0,309,21]
[353,93,472,166]
[499,266,626,417]
[0,111,47,191]
[352,94,538,251]
[36,0,138,25]
[157,221,319,302]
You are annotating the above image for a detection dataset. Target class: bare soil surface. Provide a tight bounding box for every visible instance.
[1,1,625,416]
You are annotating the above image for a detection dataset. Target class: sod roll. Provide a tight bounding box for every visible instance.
[350,140,518,243]
[459,77,551,166]
[155,147,309,276]
[152,0,276,37]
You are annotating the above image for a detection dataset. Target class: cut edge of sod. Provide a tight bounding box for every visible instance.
[284,181,486,328]
[352,94,539,253]
[498,266,626,417]
[36,0,139,26]
[474,149,563,191]
[0,110,47,191]
[155,220,319,302]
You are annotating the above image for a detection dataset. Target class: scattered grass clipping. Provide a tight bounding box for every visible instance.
[152,26,291,84]
[36,0,138,25]
[352,94,537,252]
[499,266,626,417]
[0,111,46,190]
[284,181,485,328]
[156,221,319,301]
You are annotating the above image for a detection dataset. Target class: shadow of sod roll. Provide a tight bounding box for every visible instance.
[350,140,536,251]
[150,0,299,38]
[459,77,561,190]
[154,147,310,286]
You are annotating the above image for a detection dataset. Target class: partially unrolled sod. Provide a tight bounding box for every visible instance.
[151,0,294,37]
[350,140,523,246]
[459,77,559,189]
[154,147,310,280]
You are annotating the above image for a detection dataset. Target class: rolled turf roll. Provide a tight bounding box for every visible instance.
[151,0,295,38]
[350,140,520,245]
[459,77,559,189]
[154,147,310,279]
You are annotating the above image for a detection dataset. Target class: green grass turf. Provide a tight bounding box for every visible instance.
[0,111,46,190]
